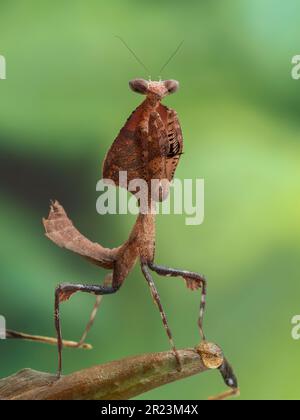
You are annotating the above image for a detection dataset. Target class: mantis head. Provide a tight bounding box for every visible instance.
[129,79,179,100]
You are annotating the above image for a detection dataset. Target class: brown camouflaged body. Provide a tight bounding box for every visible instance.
[44,82,184,287]
[103,99,183,192]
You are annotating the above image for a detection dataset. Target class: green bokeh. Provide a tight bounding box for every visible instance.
[0,0,300,400]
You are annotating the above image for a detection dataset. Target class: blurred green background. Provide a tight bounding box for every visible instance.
[1,0,300,400]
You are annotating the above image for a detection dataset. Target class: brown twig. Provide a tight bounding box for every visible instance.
[6,330,92,350]
[0,343,239,400]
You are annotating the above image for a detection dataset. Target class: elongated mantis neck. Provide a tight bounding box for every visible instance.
[135,201,157,237]
[128,203,157,263]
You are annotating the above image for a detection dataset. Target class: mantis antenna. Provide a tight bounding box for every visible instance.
[115,36,151,75]
[159,40,184,75]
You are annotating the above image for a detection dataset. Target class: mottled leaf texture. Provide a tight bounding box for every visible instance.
[102,103,145,186]
[102,102,183,192]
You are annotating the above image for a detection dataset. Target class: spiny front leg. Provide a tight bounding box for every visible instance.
[141,263,182,371]
[148,263,207,341]
[54,276,120,378]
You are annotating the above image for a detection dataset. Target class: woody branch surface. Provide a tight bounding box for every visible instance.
[0,344,234,400]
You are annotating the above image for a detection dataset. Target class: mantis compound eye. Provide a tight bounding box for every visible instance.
[164,80,179,94]
[129,79,149,94]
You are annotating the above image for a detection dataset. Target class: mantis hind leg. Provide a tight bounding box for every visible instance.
[76,273,113,348]
[141,263,182,371]
[148,262,207,341]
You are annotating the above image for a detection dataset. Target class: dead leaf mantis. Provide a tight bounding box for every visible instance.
[43,77,209,378]
[41,32,214,381]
